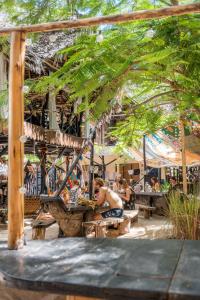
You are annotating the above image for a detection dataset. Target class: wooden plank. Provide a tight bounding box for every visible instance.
[8,31,26,250]
[83,218,124,226]
[0,3,200,35]
[179,119,187,194]
[66,296,101,300]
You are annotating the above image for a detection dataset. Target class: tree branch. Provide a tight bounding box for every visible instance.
[131,90,179,111]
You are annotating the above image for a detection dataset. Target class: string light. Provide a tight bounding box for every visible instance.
[145,29,155,38]
[49,35,57,43]
[26,38,32,46]
[23,85,30,94]
[19,186,26,194]
[19,135,28,143]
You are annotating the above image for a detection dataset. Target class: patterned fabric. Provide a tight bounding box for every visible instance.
[101,208,123,219]
[69,187,79,204]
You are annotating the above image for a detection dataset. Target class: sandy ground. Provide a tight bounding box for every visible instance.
[0,213,172,242]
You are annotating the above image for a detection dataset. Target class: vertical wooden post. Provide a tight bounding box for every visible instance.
[8,31,26,250]
[143,135,147,191]
[89,137,94,199]
[48,83,59,130]
[102,155,106,180]
[179,119,187,194]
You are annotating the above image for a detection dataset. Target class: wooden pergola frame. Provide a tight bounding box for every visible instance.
[0,3,199,249]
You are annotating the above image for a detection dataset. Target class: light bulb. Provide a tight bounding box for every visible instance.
[96,32,104,43]
[19,186,26,194]
[1,105,8,119]
[23,85,30,94]
[49,35,57,43]
[26,38,32,46]
[19,135,28,143]
[145,29,155,38]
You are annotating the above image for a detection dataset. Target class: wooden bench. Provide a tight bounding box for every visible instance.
[32,217,56,240]
[83,210,139,238]
[138,205,156,219]
[82,218,124,238]
[124,210,139,224]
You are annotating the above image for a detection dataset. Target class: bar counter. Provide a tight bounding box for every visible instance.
[0,238,200,300]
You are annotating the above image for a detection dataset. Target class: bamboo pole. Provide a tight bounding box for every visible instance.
[0,3,199,35]
[179,119,187,194]
[8,31,26,250]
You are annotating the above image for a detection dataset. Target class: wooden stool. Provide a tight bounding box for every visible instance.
[82,218,124,238]
[32,218,56,240]
[124,210,139,223]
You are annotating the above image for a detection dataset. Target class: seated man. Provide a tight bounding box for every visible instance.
[94,178,123,219]
[169,176,181,192]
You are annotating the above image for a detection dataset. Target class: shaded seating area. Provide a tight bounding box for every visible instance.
[0,2,200,300]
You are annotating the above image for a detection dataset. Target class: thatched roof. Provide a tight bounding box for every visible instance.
[26,31,76,75]
[0,122,85,155]
[0,29,76,75]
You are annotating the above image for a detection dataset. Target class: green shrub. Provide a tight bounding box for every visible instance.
[167,192,200,240]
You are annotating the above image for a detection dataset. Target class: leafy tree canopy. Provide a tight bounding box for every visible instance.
[0,0,187,25]
[0,0,200,147]
[32,10,200,146]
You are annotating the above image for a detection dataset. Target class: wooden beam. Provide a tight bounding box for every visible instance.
[0,3,199,35]
[179,119,187,194]
[8,31,26,250]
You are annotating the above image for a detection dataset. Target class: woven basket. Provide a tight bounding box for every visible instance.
[24,196,41,216]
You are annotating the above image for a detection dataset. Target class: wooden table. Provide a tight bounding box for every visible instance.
[135,192,168,215]
[0,239,200,300]
[46,203,102,237]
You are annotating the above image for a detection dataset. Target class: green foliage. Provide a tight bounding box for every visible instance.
[167,192,200,240]
[1,0,200,147]
[0,0,137,25]
[25,154,40,163]
[30,11,200,146]
[161,181,170,192]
